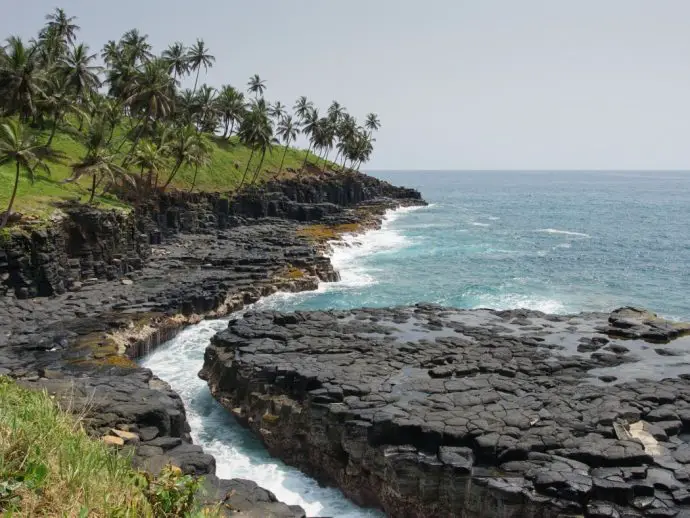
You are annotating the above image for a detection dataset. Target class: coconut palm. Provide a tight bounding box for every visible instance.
[247,74,266,99]
[40,75,85,147]
[195,84,218,133]
[67,116,129,203]
[365,112,381,136]
[299,107,319,174]
[162,42,188,83]
[43,8,80,46]
[269,101,286,121]
[0,37,46,119]
[131,139,169,191]
[293,96,313,122]
[187,39,215,94]
[60,43,102,103]
[187,133,213,192]
[216,85,246,138]
[101,40,120,66]
[275,115,299,174]
[120,29,153,66]
[236,102,272,190]
[162,124,198,190]
[0,120,49,229]
[122,58,175,158]
[327,101,344,124]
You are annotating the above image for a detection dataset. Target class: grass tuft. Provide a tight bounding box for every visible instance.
[0,377,214,517]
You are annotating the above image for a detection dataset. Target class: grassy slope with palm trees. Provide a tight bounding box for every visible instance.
[0,8,381,224]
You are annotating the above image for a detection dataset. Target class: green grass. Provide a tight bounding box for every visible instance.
[0,377,215,517]
[0,122,335,221]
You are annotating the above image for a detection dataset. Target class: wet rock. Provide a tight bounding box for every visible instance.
[203,306,690,517]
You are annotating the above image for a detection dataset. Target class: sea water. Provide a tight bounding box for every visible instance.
[141,170,690,516]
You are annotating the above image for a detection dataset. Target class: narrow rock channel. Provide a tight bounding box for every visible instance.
[140,310,384,517]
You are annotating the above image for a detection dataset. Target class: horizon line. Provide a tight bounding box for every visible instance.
[366,169,690,173]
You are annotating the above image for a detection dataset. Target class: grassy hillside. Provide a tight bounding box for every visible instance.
[0,124,330,220]
[0,377,213,516]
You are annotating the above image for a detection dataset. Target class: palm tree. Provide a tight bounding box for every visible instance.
[40,76,85,147]
[299,107,319,174]
[293,96,313,122]
[328,101,344,124]
[120,29,153,66]
[67,116,129,203]
[187,133,212,192]
[162,42,188,83]
[247,74,266,99]
[236,102,272,190]
[216,85,246,138]
[131,140,169,191]
[43,8,80,46]
[0,37,46,120]
[122,58,175,159]
[195,84,218,133]
[187,39,215,94]
[269,101,286,121]
[365,112,381,136]
[0,120,49,229]
[275,115,299,174]
[59,43,102,107]
[101,40,120,66]
[162,124,197,190]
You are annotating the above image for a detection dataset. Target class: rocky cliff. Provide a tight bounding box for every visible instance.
[1,171,422,298]
[0,171,424,517]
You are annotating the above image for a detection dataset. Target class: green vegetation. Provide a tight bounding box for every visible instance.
[297,223,364,243]
[0,377,214,517]
[0,8,382,226]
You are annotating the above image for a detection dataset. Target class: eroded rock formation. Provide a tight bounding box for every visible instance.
[202,305,690,517]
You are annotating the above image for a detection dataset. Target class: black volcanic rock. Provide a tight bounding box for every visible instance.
[201,305,690,518]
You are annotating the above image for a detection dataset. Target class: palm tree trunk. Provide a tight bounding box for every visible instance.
[236,147,255,192]
[341,155,348,171]
[251,150,266,185]
[193,68,200,95]
[0,162,21,230]
[278,141,290,174]
[222,119,229,138]
[229,120,236,138]
[300,143,313,175]
[46,113,61,147]
[162,158,184,191]
[89,174,97,204]
[106,123,116,145]
[189,163,199,192]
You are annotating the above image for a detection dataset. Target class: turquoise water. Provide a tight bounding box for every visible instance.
[142,170,690,517]
[273,170,690,320]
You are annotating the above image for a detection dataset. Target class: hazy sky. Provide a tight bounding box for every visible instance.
[4,1,690,170]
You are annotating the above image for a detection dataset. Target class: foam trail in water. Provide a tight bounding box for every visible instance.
[139,207,430,518]
[321,205,426,291]
[537,228,591,238]
[475,293,567,314]
[141,307,383,518]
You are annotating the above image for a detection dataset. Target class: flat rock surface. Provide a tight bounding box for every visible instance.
[204,304,690,517]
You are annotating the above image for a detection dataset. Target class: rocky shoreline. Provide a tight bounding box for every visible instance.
[0,171,424,517]
[201,306,690,517]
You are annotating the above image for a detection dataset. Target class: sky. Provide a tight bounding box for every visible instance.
[3,0,690,170]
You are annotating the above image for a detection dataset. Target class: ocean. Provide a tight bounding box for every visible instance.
[141,170,690,516]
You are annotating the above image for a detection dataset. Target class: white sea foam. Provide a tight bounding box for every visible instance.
[470,222,490,227]
[321,205,425,291]
[140,205,426,518]
[537,228,591,238]
[141,314,382,517]
[475,293,567,314]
